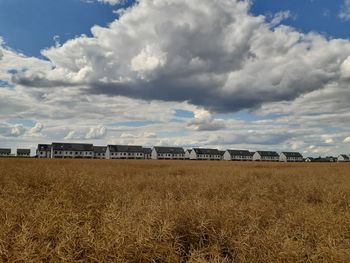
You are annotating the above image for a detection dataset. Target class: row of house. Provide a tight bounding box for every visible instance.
[33,143,306,162]
[0,148,31,157]
[2,143,349,162]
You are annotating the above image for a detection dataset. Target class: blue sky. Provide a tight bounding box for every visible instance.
[1,0,350,156]
[0,0,349,57]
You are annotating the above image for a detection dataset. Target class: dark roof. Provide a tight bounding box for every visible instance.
[193,148,220,155]
[38,144,51,151]
[339,154,350,160]
[108,145,143,153]
[143,148,152,154]
[0,148,11,154]
[282,152,303,158]
[256,151,279,157]
[219,150,225,156]
[52,143,93,151]
[93,146,107,153]
[17,149,30,154]
[154,146,185,154]
[227,150,254,156]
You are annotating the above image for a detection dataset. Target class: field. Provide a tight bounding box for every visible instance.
[0,159,350,262]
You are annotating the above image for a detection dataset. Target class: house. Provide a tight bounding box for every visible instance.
[279,152,303,162]
[189,148,221,160]
[93,146,107,159]
[37,144,52,158]
[223,150,254,161]
[338,154,350,162]
[106,145,144,159]
[253,151,279,161]
[51,143,94,158]
[151,147,185,160]
[305,157,314,162]
[0,148,11,157]
[143,148,152,159]
[17,149,30,157]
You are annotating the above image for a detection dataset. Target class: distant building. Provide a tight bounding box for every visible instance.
[305,157,314,162]
[189,148,221,160]
[0,148,11,157]
[37,144,52,158]
[279,152,303,162]
[93,146,107,159]
[219,150,225,160]
[51,143,94,158]
[223,150,254,161]
[151,147,185,160]
[338,154,350,162]
[17,149,30,157]
[253,151,279,161]
[143,148,152,159]
[106,145,144,159]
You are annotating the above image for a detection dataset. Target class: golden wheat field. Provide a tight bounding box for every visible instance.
[0,159,350,262]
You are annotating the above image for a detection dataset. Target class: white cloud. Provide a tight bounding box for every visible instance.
[344,137,350,143]
[0,123,26,137]
[339,0,350,20]
[85,125,107,139]
[14,0,350,113]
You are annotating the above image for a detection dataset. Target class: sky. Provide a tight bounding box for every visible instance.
[1,0,350,156]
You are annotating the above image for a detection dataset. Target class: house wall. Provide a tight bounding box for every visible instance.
[223,151,231,161]
[185,150,191,159]
[108,152,144,159]
[51,150,93,159]
[253,152,261,161]
[151,149,158,160]
[279,153,287,162]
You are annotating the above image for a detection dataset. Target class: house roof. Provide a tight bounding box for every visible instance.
[52,143,94,151]
[37,144,51,151]
[143,148,152,154]
[17,149,30,154]
[339,154,350,160]
[227,150,254,156]
[193,148,220,155]
[93,146,107,153]
[154,146,185,154]
[256,151,279,157]
[0,148,11,154]
[219,150,225,156]
[282,152,303,158]
[108,145,143,153]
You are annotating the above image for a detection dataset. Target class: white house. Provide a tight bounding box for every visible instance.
[106,145,144,159]
[17,149,30,157]
[93,146,107,159]
[253,151,279,161]
[143,148,152,159]
[0,148,11,157]
[223,150,254,161]
[37,144,52,158]
[189,148,221,160]
[338,154,350,162]
[151,147,185,160]
[51,143,94,159]
[279,152,303,162]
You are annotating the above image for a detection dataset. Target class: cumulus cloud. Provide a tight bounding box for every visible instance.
[13,0,350,113]
[0,123,26,137]
[85,125,107,139]
[344,137,350,143]
[187,109,226,131]
[339,0,350,20]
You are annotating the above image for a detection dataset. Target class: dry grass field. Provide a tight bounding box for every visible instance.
[0,159,350,262]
